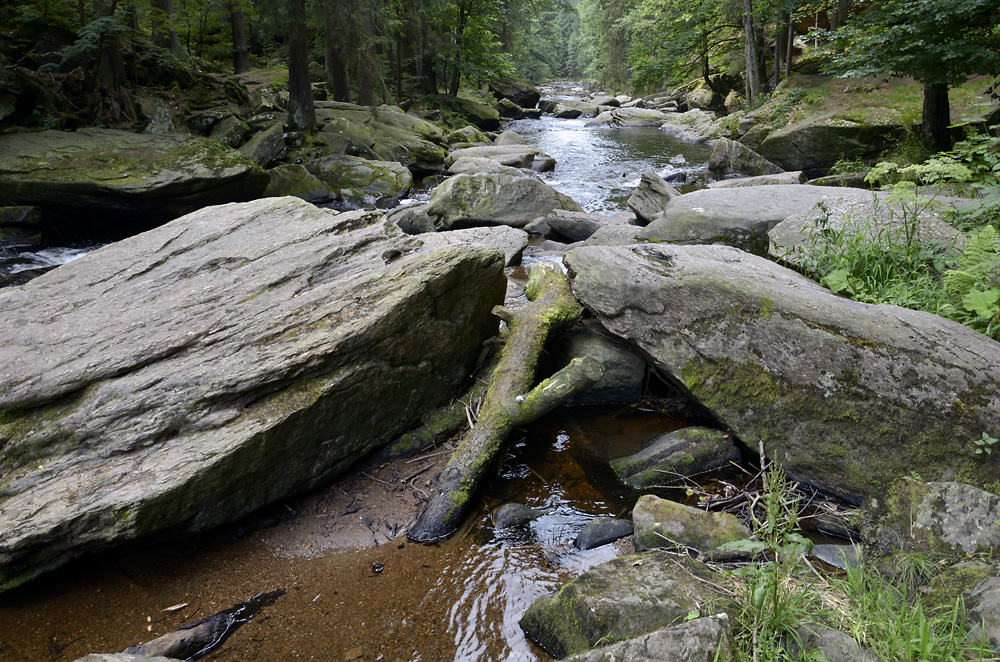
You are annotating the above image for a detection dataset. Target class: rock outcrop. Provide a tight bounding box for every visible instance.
[565,244,1000,504]
[0,129,268,228]
[0,197,506,591]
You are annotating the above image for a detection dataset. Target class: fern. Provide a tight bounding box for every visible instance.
[943,225,1000,295]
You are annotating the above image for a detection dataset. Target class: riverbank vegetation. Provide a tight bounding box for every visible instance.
[724,461,996,662]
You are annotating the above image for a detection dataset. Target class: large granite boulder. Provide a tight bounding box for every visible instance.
[639,185,874,254]
[564,243,1000,505]
[262,164,331,202]
[0,197,506,591]
[426,94,501,131]
[445,156,534,177]
[306,154,412,204]
[237,122,285,167]
[423,173,583,230]
[315,102,448,173]
[659,109,725,143]
[759,113,904,176]
[490,76,541,109]
[520,552,733,658]
[0,129,267,228]
[627,170,680,225]
[708,138,783,179]
[768,193,967,265]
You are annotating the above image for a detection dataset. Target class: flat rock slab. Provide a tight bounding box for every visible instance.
[0,129,268,226]
[0,197,505,591]
[565,244,1000,504]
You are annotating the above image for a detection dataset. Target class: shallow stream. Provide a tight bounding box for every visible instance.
[0,109,726,661]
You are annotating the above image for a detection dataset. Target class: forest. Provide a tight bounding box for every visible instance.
[2,0,998,149]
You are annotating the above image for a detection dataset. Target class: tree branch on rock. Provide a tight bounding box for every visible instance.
[407,263,604,543]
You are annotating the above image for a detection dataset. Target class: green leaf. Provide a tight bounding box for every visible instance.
[823,268,854,294]
[962,288,1000,319]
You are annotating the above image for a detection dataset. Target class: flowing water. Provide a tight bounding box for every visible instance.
[502,116,713,213]
[0,111,727,661]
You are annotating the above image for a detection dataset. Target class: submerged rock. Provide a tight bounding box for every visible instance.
[565,244,1000,505]
[611,427,740,489]
[0,198,506,591]
[493,503,547,529]
[0,129,268,228]
[519,551,733,658]
[632,495,751,552]
[573,517,633,550]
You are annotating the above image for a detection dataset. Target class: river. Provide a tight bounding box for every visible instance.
[0,111,720,661]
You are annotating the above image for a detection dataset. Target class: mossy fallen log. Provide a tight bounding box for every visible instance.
[407,263,604,543]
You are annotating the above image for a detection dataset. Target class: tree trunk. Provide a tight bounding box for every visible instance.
[227,1,250,74]
[836,0,850,29]
[287,0,315,130]
[421,53,438,94]
[151,0,181,51]
[785,19,794,78]
[775,13,791,84]
[407,264,604,543]
[325,44,352,102]
[449,0,470,96]
[743,0,762,104]
[922,82,951,153]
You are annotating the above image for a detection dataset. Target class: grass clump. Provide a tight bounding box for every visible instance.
[717,456,996,662]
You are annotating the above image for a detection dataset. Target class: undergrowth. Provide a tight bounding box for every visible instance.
[719,460,995,662]
[794,127,1000,341]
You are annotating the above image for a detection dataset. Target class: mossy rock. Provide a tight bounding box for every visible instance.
[759,113,904,176]
[861,479,1000,560]
[424,94,501,131]
[612,427,740,489]
[519,551,734,658]
[306,154,413,203]
[262,164,330,202]
[632,494,751,552]
[0,129,268,228]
